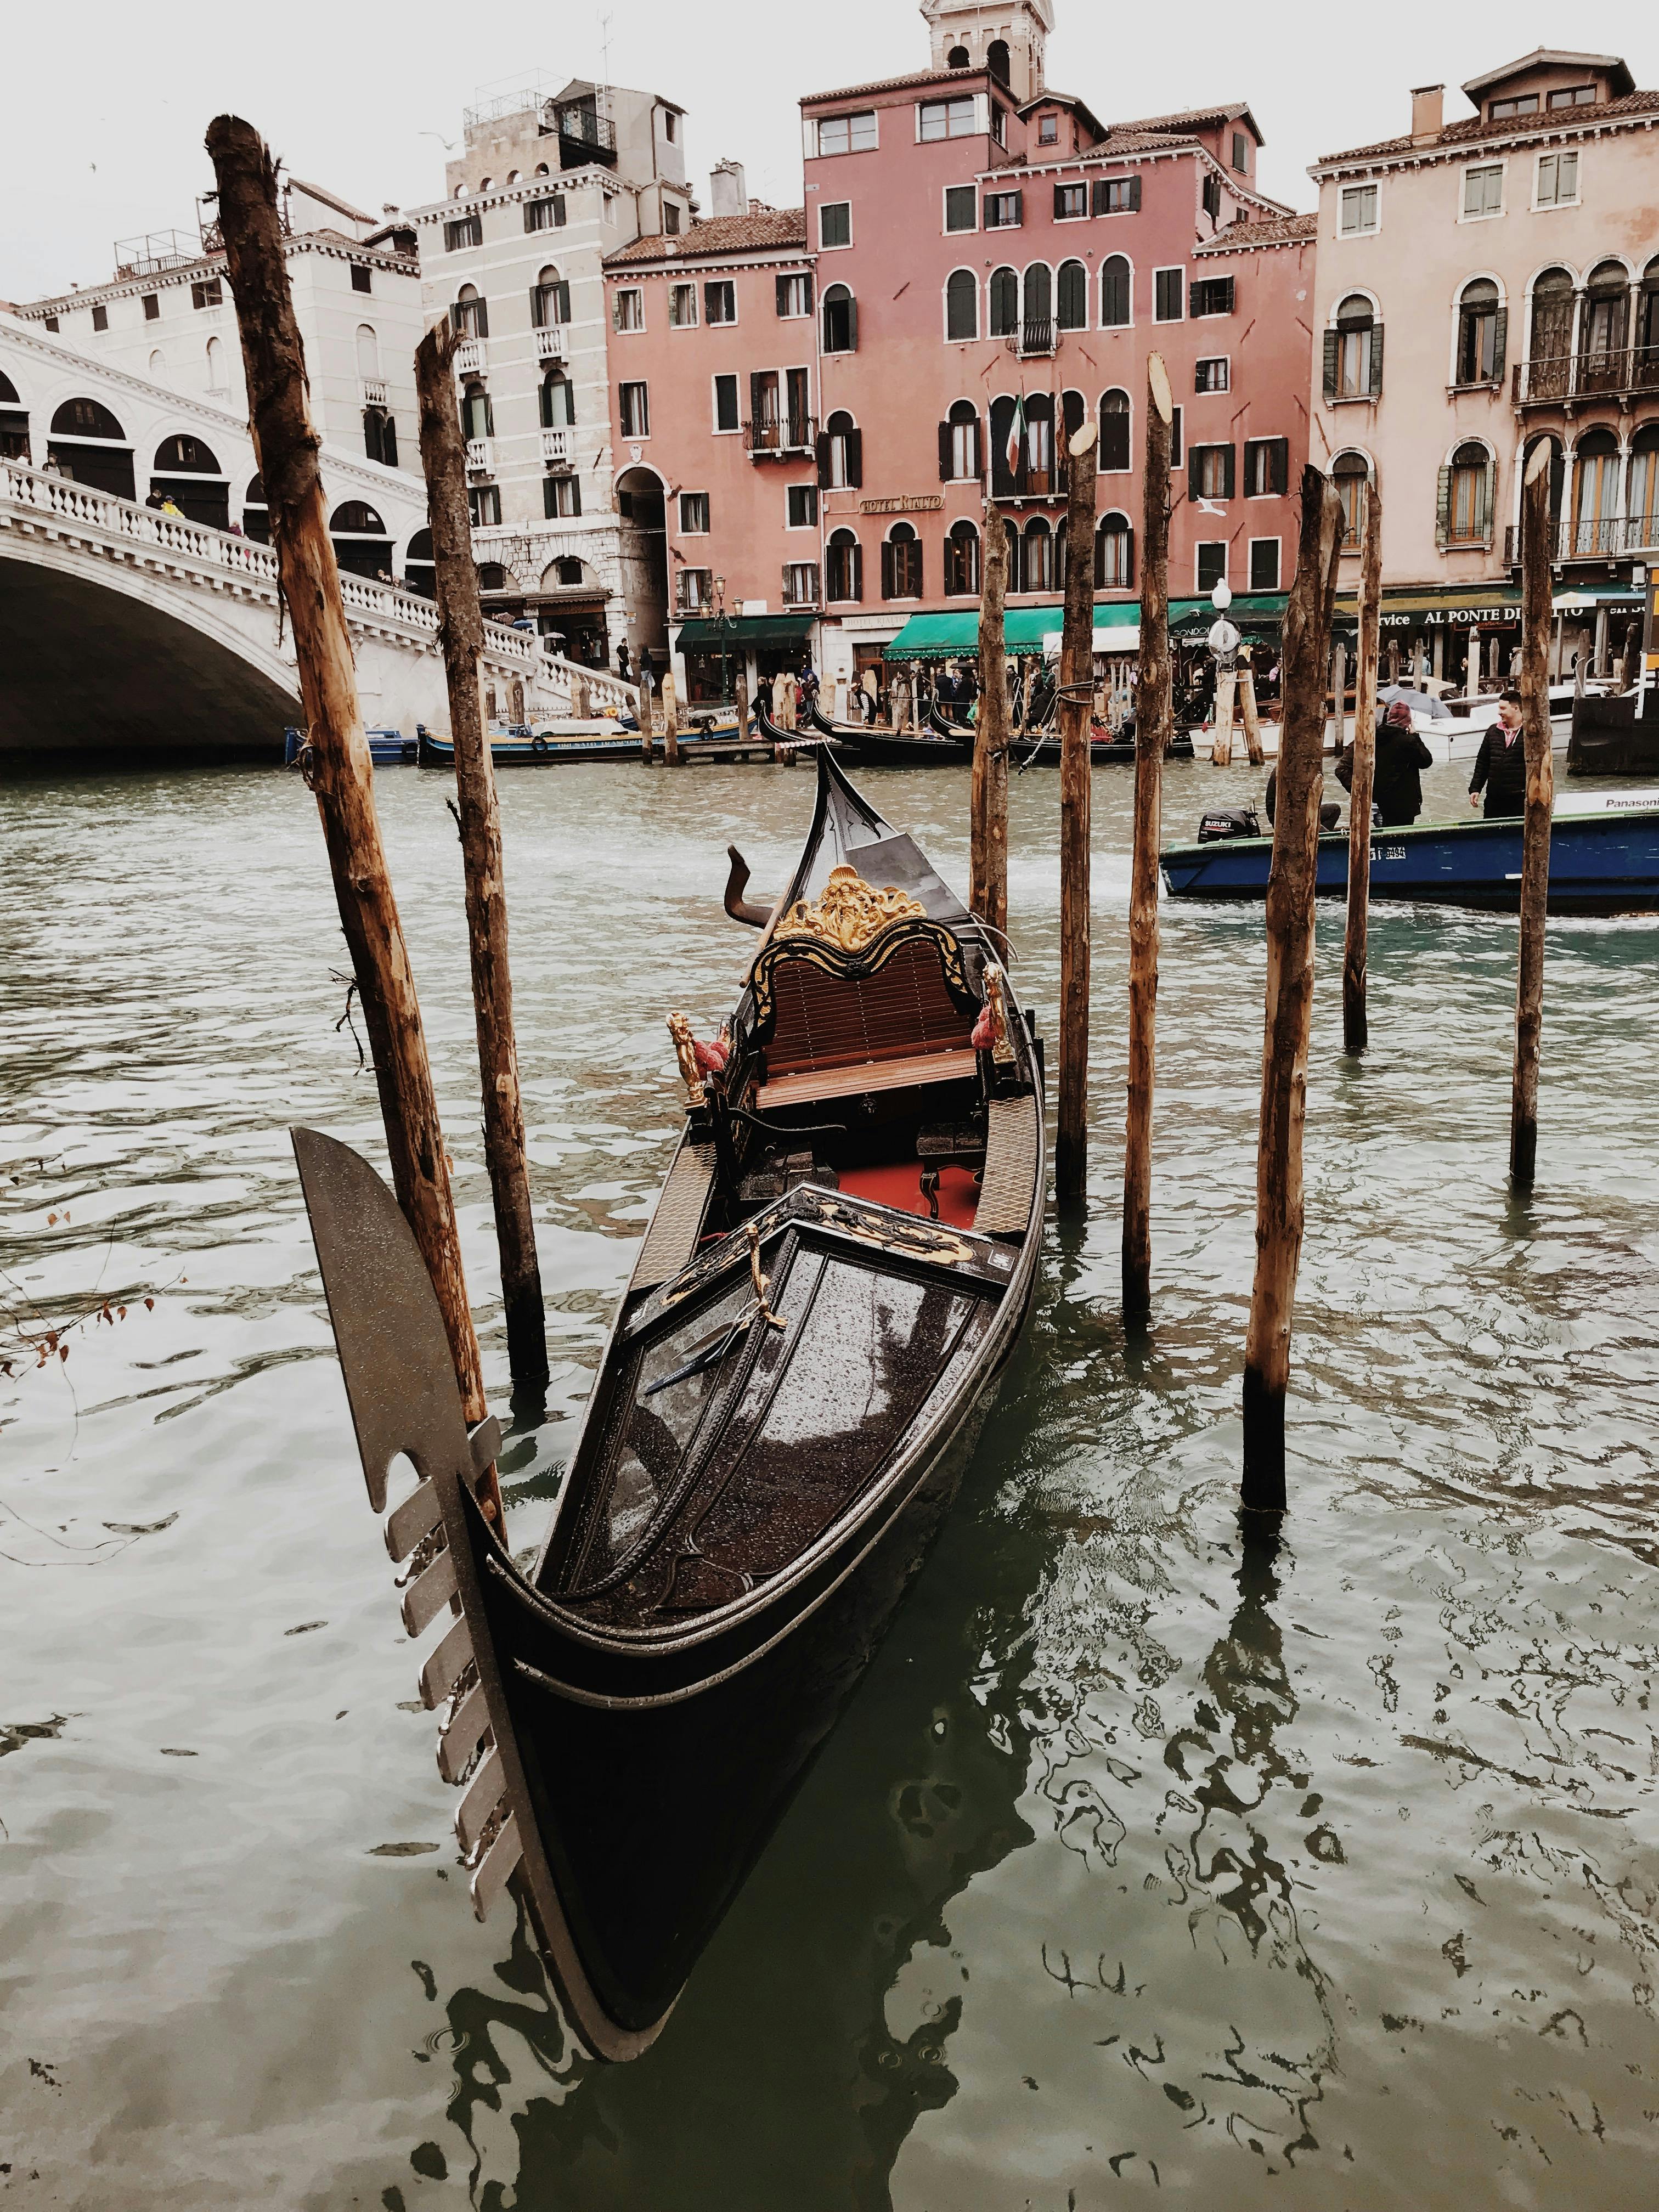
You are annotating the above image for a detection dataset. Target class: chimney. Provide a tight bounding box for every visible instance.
[709,160,746,219]
[1410,84,1444,143]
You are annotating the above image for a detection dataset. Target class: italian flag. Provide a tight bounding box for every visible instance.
[1006,396,1027,476]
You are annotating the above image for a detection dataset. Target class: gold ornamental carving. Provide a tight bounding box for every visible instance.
[775,866,926,954]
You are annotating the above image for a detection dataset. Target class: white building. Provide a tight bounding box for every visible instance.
[404,77,690,664]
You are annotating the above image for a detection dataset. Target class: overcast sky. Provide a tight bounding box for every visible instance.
[3,0,1654,302]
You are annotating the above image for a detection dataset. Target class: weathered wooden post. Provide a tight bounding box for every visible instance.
[1239,646,1265,767]
[1510,443,1555,1191]
[1341,480,1384,1056]
[972,498,1011,935]
[1054,416,1098,1211]
[1242,467,1345,1514]
[1211,659,1237,766]
[735,665,750,742]
[637,664,654,764]
[207,114,500,1513]
[1123,356,1172,1318]
[662,668,681,766]
[414,325,549,1392]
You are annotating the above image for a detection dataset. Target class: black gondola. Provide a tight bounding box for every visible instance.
[292,753,1046,2063]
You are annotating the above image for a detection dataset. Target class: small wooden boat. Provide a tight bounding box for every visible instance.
[419,720,639,767]
[1160,792,1659,915]
[292,753,1046,2061]
[285,725,417,768]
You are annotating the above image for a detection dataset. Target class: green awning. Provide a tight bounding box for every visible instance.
[1333,584,1520,619]
[675,614,816,648]
[884,603,1141,661]
[1170,592,1289,638]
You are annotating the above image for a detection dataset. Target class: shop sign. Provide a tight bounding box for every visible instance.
[859,495,945,515]
[1378,605,1516,628]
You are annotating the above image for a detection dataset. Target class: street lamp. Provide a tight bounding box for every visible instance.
[712,573,732,713]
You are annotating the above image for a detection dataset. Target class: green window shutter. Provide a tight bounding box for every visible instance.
[1188,447,1203,501]
[1128,177,1142,212]
[845,427,864,487]
[1222,444,1236,499]
[1492,306,1508,380]
[1436,465,1452,551]
[1480,460,1496,548]
[1271,436,1289,494]
[1369,321,1385,397]
[1322,330,1340,403]
[939,421,953,481]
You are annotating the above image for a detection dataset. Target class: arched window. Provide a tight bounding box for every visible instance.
[532,266,571,326]
[989,267,1019,337]
[944,518,981,596]
[989,394,1020,496]
[534,163,550,178]
[330,500,393,578]
[0,370,18,404]
[461,385,494,441]
[1628,422,1659,540]
[540,371,575,427]
[1441,441,1493,549]
[48,396,133,499]
[1640,255,1659,364]
[1004,516,1022,590]
[1528,267,1575,395]
[882,520,923,600]
[826,527,863,602]
[946,269,979,343]
[205,335,228,393]
[241,472,269,544]
[1101,255,1131,329]
[988,38,1011,84]
[1057,260,1088,332]
[1098,388,1131,473]
[944,398,981,482]
[1023,263,1052,346]
[331,500,386,535]
[1581,260,1630,390]
[1021,516,1054,594]
[1571,426,1620,552]
[1096,512,1134,589]
[506,170,521,185]
[1023,393,1054,495]
[52,397,125,441]
[153,434,223,474]
[1331,450,1370,545]
[405,526,435,595]
[1522,431,1565,529]
[477,563,509,592]
[1329,294,1379,400]
[1454,279,1503,386]
[823,409,860,489]
[948,43,970,67]
[452,283,488,340]
[355,323,380,380]
[0,368,25,461]
[148,348,169,384]
[823,284,857,354]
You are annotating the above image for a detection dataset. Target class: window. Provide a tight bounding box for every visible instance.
[613,288,644,332]
[1325,294,1381,400]
[1057,261,1088,332]
[42,316,58,331]
[783,561,821,607]
[1202,173,1222,222]
[1197,542,1227,591]
[1191,276,1234,317]
[445,214,482,251]
[91,303,108,331]
[827,528,862,602]
[1039,114,1059,146]
[1020,518,1054,594]
[704,280,736,324]
[601,195,617,225]
[945,185,978,233]
[1442,441,1492,546]
[543,475,582,519]
[1101,255,1131,327]
[1488,94,1538,119]
[619,381,650,438]
[942,399,982,481]
[919,96,978,141]
[1195,356,1229,393]
[1339,183,1379,236]
[531,271,571,326]
[540,371,575,427]
[354,322,380,381]
[1535,150,1579,207]
[663,110,679,142]
[1249,538,1280,591]
[1096,512,1133,589]
[714,374,740,431]
[1154,268,1184,321]
[820,201,852,249]
[664,202,682,236]
[525,196,566,231]
[816,111,877,156]
[350,264,373,296]
[1244,436,1288,496]
[678,568,713,613]
[54,396,124,438]
[680,490,710,533]
[1547,84,1596,109]
[469,484,501,527]
[1462,163,1504,218]
[1333,451,1369,544]
[1233,132,1250,173]
[461,386,494,441]
[776,273,814,319]
[452,286,488,338]
[989,266,1019,336]
[787,484,819,528]
[191,277,222,310]
[1098,389,1131,472]
[1189,443,1235,500]
[984,191,1023,229]
[1054,183,1088,222]
[990,103,1007,150]
[946,269,979,342]
[1454,278,1504,386]
[944,519,980,596]
[1094,177,1141,216]
[1581,259,1631,387]
[822,284,857,353]
[669,283,698,328]
[821,410,861,490]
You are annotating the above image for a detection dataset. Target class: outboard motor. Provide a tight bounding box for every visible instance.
[1197,805,1262,843]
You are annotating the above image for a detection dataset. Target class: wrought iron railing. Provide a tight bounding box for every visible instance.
[1513,347,1659,403]
[744,414,816,457]
[1503,513,1659,562]
[1019,317,1055,358]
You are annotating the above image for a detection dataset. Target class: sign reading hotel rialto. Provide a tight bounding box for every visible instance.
[859,495,945,515]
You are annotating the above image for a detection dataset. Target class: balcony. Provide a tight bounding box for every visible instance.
[360,377,388,408]
[546,103,618,171]
[534,324,567,364]
[1018,317,1055,359]
[1513,347,1659,405]
[541,426,575,466]
[744,415,816,459]
[466,437,495,474]
[1503,514,1659,563]
[453,337,486,376]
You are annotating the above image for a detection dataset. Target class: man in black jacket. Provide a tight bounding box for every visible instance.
[1336,699,1435,826]
[1469,690,1528,817]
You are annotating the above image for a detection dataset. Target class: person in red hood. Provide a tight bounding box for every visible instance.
[1336,697,1434,826]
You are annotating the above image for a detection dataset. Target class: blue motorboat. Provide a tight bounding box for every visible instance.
[1161,793,1659,917]
[417,721,640,767]
[284,726,418,768]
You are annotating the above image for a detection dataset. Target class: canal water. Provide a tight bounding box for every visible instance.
[3,754,1658,2210]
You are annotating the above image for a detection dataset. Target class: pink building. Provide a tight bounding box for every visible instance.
[603,0,1316,708]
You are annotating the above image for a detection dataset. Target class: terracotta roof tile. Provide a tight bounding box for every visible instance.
[605,210,808,268]
[1115,99,1263,141]
[1318,87,1659,165]
[800,67,983,106]
[1194,211,1317,253]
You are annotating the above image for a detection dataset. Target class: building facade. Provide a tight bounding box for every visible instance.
[1311,48,1659,682]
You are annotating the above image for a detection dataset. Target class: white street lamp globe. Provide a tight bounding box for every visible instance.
[1210,580,1233,611]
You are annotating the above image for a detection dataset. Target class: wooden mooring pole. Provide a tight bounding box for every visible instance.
[1242,467,1344,1513]
[414,324,549,1391]
[972,498,1010,935]
[207,116,500,1514]
[1510,443,1555,1190]
[1123,354,1172,1321]
[1054,417,1098,1211]
[1341,481,1384,1056]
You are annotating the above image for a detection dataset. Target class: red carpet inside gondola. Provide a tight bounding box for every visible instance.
[834,1160,980,1230]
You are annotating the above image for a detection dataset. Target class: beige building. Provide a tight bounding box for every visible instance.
[1310,48,1659,683]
